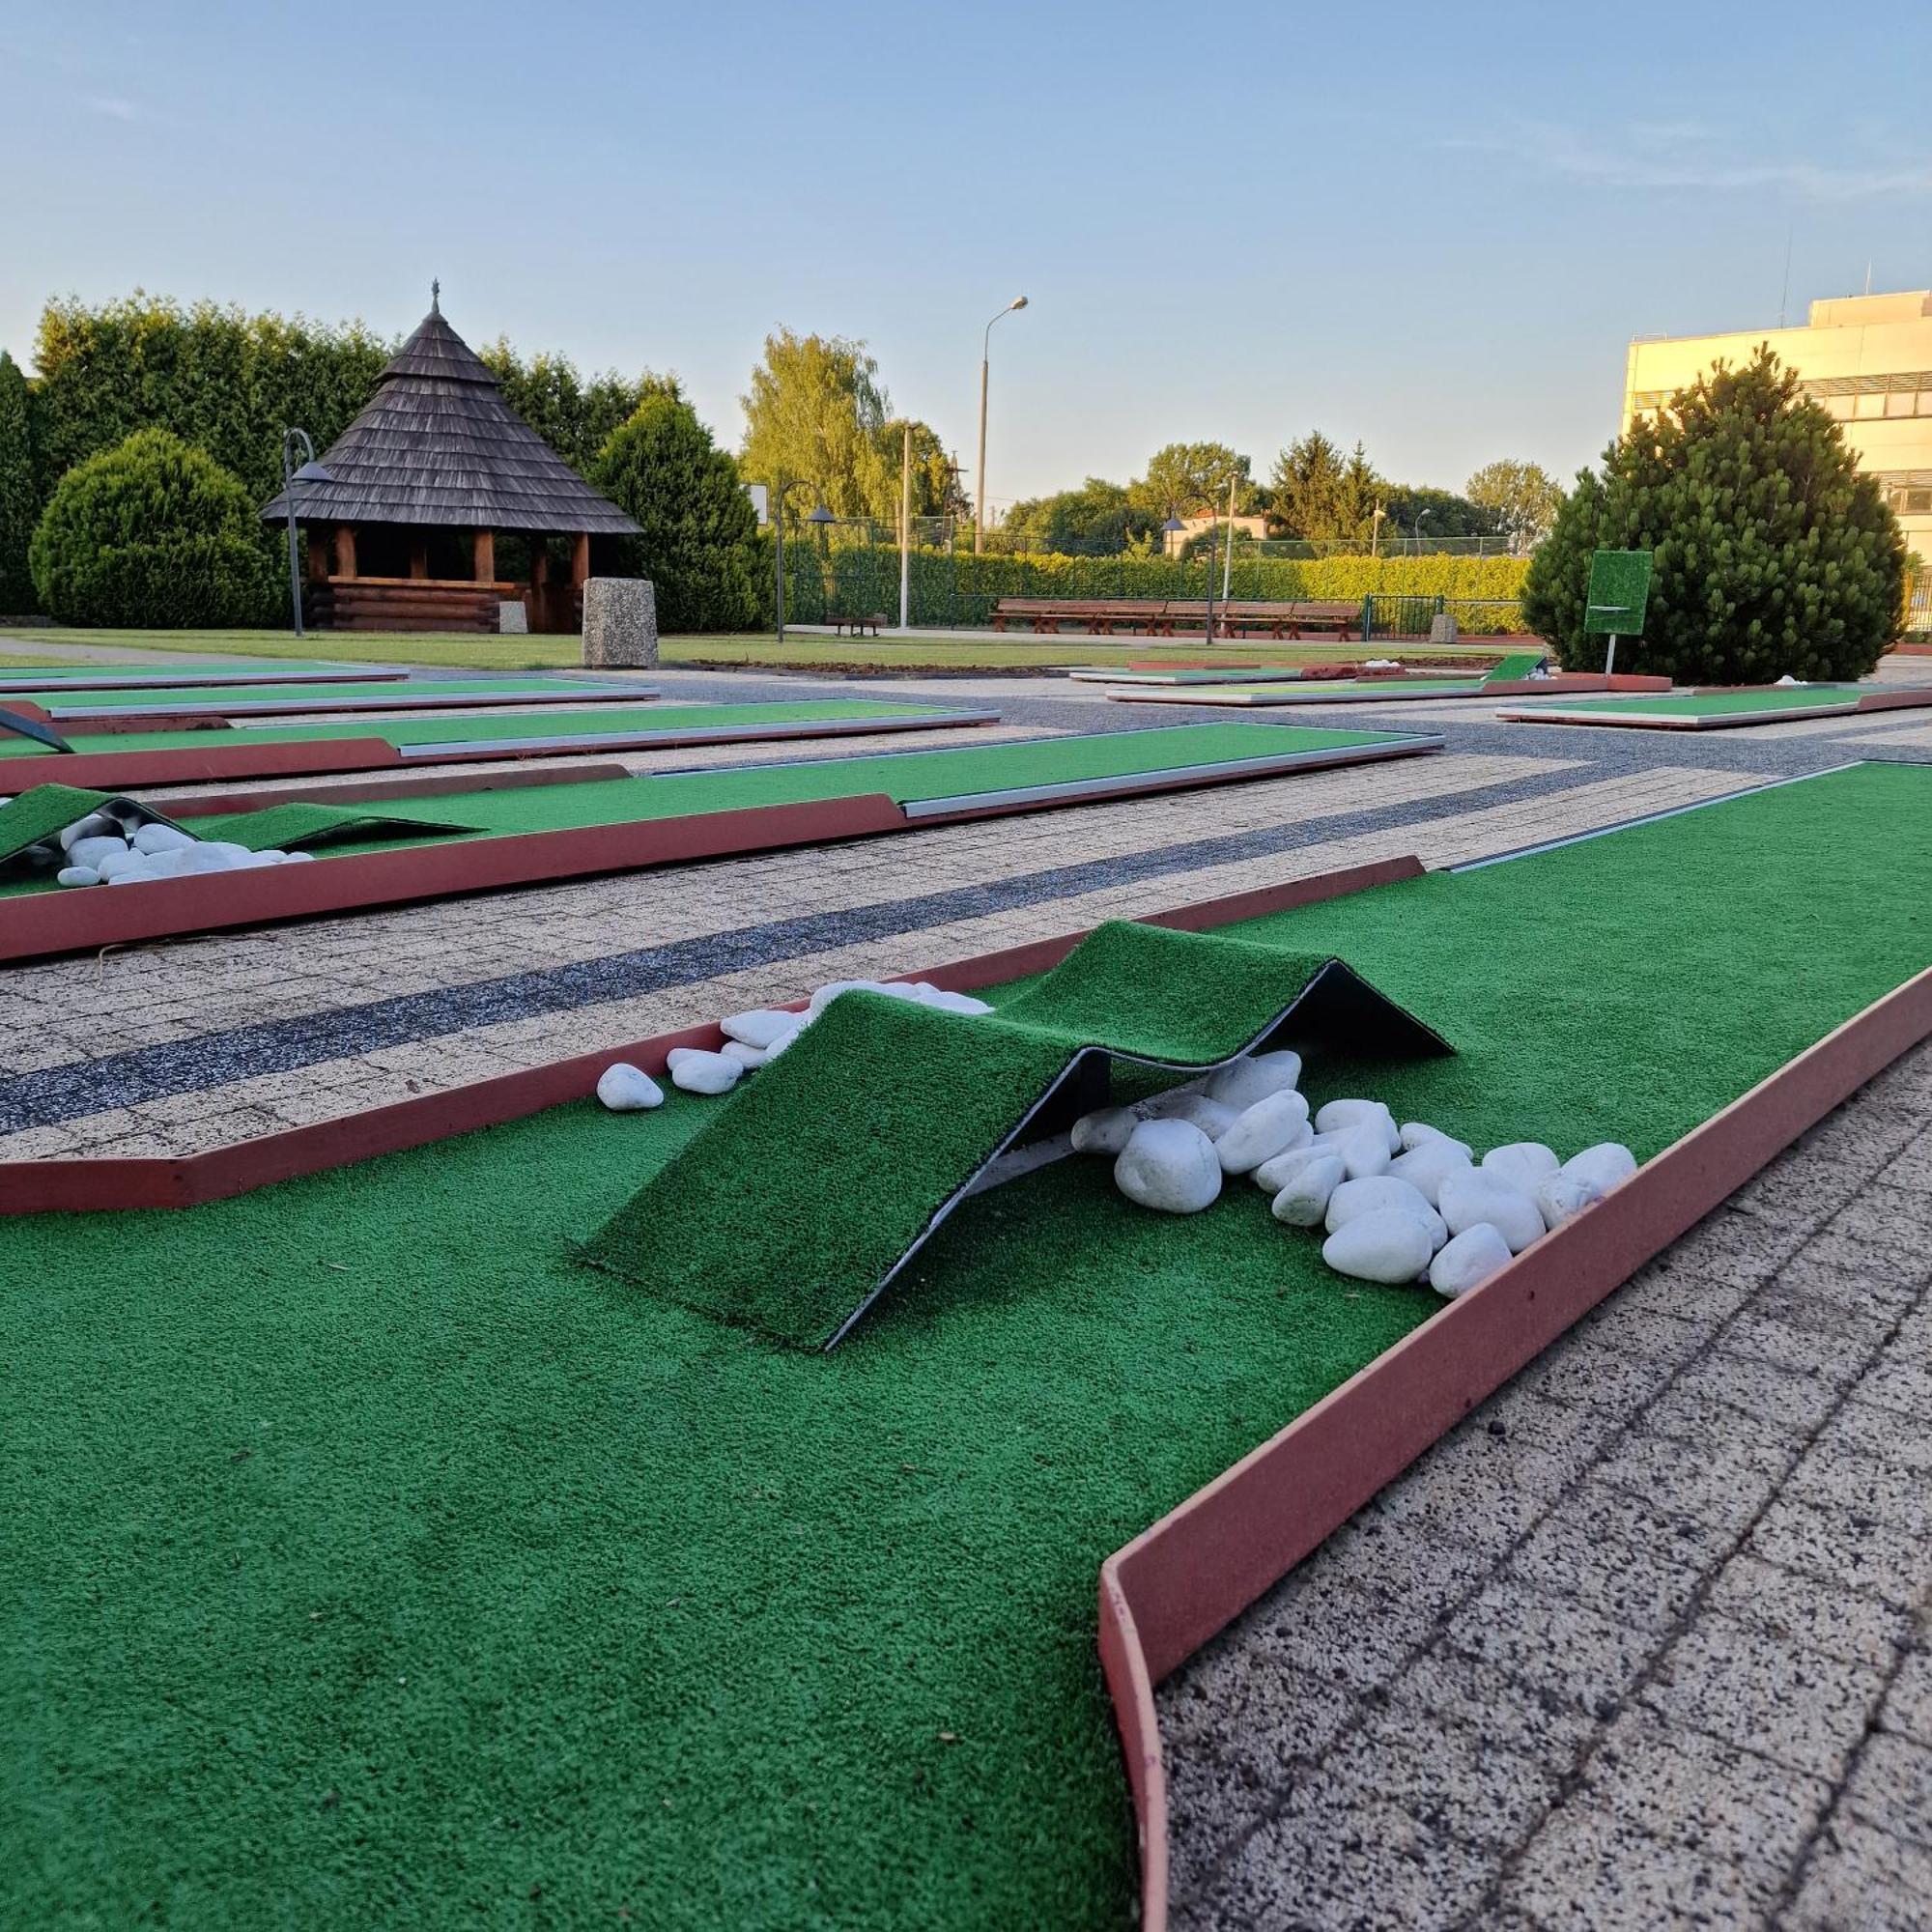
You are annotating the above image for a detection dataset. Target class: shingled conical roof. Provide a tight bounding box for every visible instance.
[262,302,640,536]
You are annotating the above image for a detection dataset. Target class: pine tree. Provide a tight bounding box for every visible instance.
[592,386,760,633]
[0,351,38,614]
[1522,346,1905,682]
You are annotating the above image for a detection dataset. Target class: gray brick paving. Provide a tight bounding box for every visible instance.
[1162,1042,1932,1932]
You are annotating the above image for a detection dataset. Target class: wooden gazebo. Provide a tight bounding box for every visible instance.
[261,293,639,633]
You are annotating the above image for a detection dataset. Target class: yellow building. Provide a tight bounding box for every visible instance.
[1622,291,1932,557]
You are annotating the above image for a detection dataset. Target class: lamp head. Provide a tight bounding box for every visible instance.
[1009,296,1029,311]
[1161,513,1186,533]
[805,501,835,526]
[292,460,334,485]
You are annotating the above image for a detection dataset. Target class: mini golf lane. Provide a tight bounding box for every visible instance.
[0,657,408,691]
[1108,670,1672,707]
[1495,683,1932,729]
[5,763,1929,1931]
[7,673,650,721]
[0,698,1002,791]
[0,724,1439,962]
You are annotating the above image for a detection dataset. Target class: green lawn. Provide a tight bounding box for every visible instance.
[5,763,1930,1930]
[0,626,1516,677]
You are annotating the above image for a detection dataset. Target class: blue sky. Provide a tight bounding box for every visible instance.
[6,0,1932,514]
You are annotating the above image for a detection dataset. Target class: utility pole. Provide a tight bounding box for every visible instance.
[975,297,1028,554]
[898,422,912,633]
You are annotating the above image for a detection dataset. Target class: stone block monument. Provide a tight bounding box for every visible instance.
[582,578,658,668]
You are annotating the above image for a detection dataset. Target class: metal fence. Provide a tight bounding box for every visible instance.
[1905,567,1932,639]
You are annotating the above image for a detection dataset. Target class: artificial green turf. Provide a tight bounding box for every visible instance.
[1483,651,1544,681]
[7,763,1928,1929]
[196,804,480,850]
[14,676,639,716]
[0,659,382,685]
[0,784,185,863]
[0,725,1417,902]
[585,923,1353,1345]
[1516,687,1867,720]
[0,699,966,763]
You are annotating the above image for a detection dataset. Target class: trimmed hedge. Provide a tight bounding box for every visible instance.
[769,545,1528,632]
[28,428,280,628]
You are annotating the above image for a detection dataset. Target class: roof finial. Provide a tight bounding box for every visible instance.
[431,277,440,314]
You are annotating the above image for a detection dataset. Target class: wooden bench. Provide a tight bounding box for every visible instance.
[991,598,1175,636]
[1214,601,1359,641]
[831,611,887,638]
[990,596,1358,640]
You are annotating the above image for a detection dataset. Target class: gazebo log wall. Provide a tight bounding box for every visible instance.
[307,577,512,634]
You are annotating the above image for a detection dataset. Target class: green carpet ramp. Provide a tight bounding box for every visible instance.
[582,920,1452,1349]
[197,802,481,850]
[1483,651,1545,681]
[0,784,188,864]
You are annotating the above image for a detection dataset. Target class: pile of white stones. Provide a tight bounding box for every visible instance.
[1,800,308,888]
[1074,1052,1635,1300]
[597,975,996,1108]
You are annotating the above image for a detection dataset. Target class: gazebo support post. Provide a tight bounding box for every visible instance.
[473,530,496,583]
[409,543,430,581]
[571,532,590,588]
[335,526,357,581]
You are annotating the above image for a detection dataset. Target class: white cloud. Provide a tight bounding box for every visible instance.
[1451,121,1932,202]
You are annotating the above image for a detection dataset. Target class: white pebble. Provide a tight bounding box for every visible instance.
[1205,1049,1302,1111]
[1070,1105,1140,1155]
[1339,1122,1394,1180]
[1563,1143,1638,1194]
[106,865,159,885]
[65,835,128,870]
[1324,1175,1446,1249]
[1429,1224,1515,1298]
[1270,1154,1346,1227]
[720,1008,800,1049]
[1387,1138,1475,1207]
[911,984,993,1015]
[1438,1171,1545,1254]
[1314,1097,1400,1151]
[1535,1170,1603,1231]
[759,1025,804,1062]
[95,848,153,882]
[56,866,100,888]
[1399,1122,1472,1157]
[720,1040,767,1068]
[808,979,887,1014]
[595,1063,664,1111]
[131,824,197,856]
[668,1050,742,1096]
[1142,1091,1239,1139]
[58,812,113,851]
[1481,1142,1559,1191]
[1113,1119,1222,1214]
[1216,1090,1313,1176]
[1252,1134,1347,1193]
[1322,1211,1435,1285]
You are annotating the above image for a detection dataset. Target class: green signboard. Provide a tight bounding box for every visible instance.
[1584,549,1654,636]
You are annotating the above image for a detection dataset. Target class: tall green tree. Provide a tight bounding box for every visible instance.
[869,417,967,523]
[1269,433,1383,542]
[1002,477,1152,555]
[739,330,895,520]
[1522,346,1904,682]
[31,294,391,502]
[1126,441,1254,523]
[590,383,760,634]
[1380,485,1499,542]
[479,342,654,475]
[1465,459,1563,554]
[0,351,37,612]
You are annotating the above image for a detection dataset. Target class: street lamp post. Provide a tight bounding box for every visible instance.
[1163,503,1221,646]
[278,427,333,639]
[974,296,1028,555]
[771,479,835,649]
